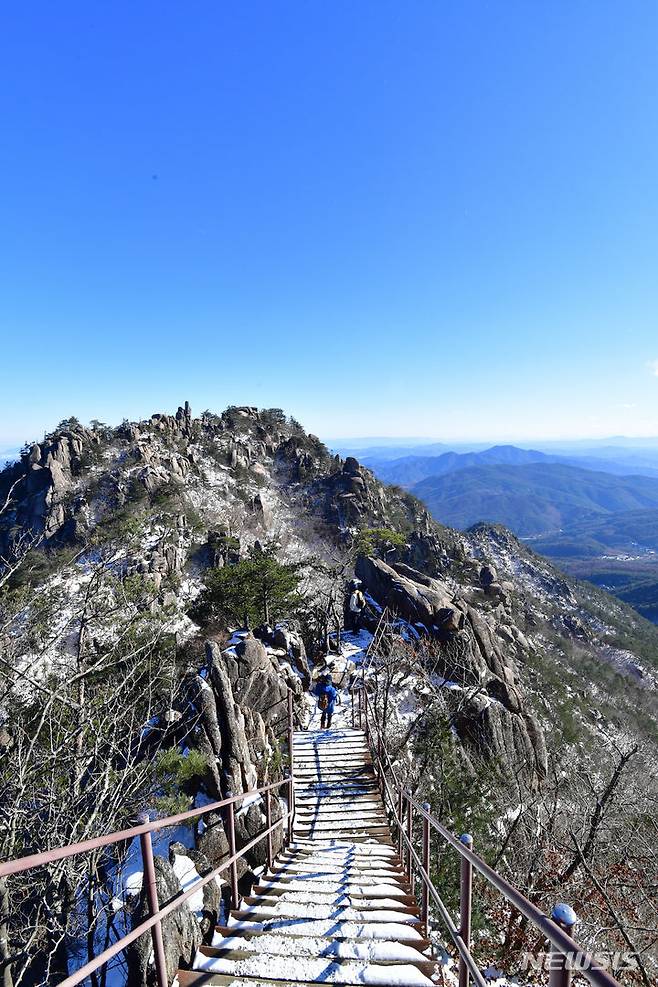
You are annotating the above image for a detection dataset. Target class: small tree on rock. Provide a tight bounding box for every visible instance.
[195,541,304,628]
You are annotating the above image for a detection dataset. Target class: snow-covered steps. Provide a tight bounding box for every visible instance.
[180,716,436,987]
[190,952,436,985]
[206,932,430,965]
[222,917,427,943]
[253,878,410,900]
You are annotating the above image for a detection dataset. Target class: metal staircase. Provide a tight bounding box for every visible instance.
[182,723,437,987]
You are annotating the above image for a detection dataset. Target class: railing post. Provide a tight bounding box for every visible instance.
[286,770,294,846]
[287,688,294,773]
[265,787,273,872]
[351,686,355,728]
[406,790,414,893]
[377,732,383,792]
[136,812,168,987]
[225,794,240,910]
[397,787,404,858]
[549,904,578,987]
[286,688,295,848]
[458,833,473,987]
[421,802,430,935]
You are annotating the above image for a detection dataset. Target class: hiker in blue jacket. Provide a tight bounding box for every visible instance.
[316,673,338,730]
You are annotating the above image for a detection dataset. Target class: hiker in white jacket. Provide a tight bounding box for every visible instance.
[348,579,366,633]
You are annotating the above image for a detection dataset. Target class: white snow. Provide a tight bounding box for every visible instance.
[193,954,434,985]
[171,853,205,917]
[209,932,427,963]
[227,915,424,941]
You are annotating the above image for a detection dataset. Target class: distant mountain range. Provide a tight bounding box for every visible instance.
[0,444,21,465]
[411,462,658,536]
[362,444,658,486]
[359,443,658,623]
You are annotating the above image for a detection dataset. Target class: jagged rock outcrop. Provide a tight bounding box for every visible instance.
[125,855,202,987]
[453,697,548,782]
[271,623,311,688]
[209,652,259,795]
[2,400,654,804]
[168,843,222,937]
[356,554,547,782]
[356,555,458,631]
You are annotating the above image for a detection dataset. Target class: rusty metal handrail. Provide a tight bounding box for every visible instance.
[59,790,293,987]
[373,742,489,987]
[0,777,289,879]
[2,687,297,987]
[354,682,623,987]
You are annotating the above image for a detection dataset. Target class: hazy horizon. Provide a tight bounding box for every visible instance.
[5,416,658,468]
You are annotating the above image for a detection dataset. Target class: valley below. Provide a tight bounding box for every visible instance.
[355,443,658,624]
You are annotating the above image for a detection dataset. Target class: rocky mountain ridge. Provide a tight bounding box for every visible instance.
[2,403,657,770]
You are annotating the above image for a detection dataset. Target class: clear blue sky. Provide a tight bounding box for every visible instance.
[2,1,658,447]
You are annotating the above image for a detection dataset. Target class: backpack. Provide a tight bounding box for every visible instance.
[318,693,329,711]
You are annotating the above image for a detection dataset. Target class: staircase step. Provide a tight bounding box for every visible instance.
[190,952,435,985]
[198,945,435,977]
[294,807,386,819]
[179,720,431,987]
[295,787,379,797]
[251,885,416,906]
[232,902,421,924]
[294,825,392,838]
[294,757,370,764]
[276,858,402,874]
[271,864,404,881]
[294,819,389,828]
[284,844,398,860]
[224,917,426,941]
[181,973,428,987]
[296,790,382,812]
[242,892,418,913]
[211,928,431,955]
[252,876,409,898]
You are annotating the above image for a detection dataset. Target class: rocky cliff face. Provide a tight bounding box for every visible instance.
[355,555,548,783]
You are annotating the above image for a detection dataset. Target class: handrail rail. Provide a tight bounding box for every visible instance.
[2,687,297,987]
[353,681,623,987]
[0,776,289,879]
[60,792,293,987]
[373,740,489,987]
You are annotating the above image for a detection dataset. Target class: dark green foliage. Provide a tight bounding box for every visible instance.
[260,408,287,430]
[44,417,81,442]
[412,705,498,933]
[150,479,183,507]
[5,544,74,590]
[353,527,407,559]
[151,748,209,816]
[193,541,305,628]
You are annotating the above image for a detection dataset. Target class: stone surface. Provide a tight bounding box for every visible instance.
[125,854,201,987]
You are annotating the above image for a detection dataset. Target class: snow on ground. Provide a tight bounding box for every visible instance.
[171,852,205,917]
[193,953,435,985]
[227,915,424,941]
[209,932,427,963]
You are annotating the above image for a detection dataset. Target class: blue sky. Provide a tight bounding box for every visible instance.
[1,1,658,446]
